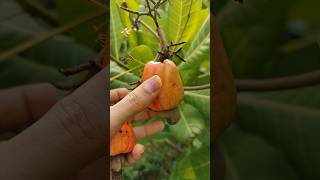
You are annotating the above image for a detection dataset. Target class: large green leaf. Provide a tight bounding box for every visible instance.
[0,1,97,88]
[169,102,204,143]
[110,61,140,89]
[110,0,124,60]
[218,126,299,180]
[170,144,210,180]
[184,90,210,121]
[179,16,210,85]
[180,9,209,50]
[249,85,320,109]
[236,94,320,179]
[0,0,46,50]
[0,57,65,88]
[56,0,100,46]
[217,0,299,78]
[167,0,201,48]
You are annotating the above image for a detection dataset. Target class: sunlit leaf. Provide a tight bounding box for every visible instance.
[179,16,210,85]
[110,0,124,60]
[170,144,210,180]
[127,45,154,76]
[170,102,204,143]
[116,0,139,48]
[167,0,202,50]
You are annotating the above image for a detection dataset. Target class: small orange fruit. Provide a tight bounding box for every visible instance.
[141,59,184,111]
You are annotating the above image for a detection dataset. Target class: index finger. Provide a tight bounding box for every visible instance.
[0,83,59,132]
[110,88,130,104]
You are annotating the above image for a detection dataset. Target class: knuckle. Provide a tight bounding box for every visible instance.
[55,97,104,144]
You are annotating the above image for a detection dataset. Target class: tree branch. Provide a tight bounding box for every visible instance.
[119,0,169,58]
[119,6,148,16]
[236,70,320,92]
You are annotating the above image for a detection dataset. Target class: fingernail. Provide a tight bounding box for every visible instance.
[143,75,162,93]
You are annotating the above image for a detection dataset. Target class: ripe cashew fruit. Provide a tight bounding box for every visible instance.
[141,59,184,111]
[110,121,136,156]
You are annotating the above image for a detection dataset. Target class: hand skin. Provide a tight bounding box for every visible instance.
[110,74,165,165]
[0,67,166,180]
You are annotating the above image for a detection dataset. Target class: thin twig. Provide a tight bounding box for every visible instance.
[120,6,148,15]
[110,65,143,81]
[138,19,159,40]
[0,11,105,64]
[236,70,320,92]
[119,0,169,56]
[165,140,183,154]
[127,55,146,66]
[184,84,210,91]
[111,55,129,70]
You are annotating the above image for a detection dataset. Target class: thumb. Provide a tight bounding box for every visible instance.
[110,75,162,135]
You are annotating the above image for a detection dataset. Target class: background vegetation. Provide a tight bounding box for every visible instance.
[215,0,320,180]
[0,0,211,179]
[110,0,211,179]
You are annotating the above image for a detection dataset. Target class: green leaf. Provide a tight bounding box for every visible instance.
[170,144,210,180]
[56,0,99,46]
[110,61,140,88]
[128,45,154,76]
[184,90,210,121]
[183,90,210,145]
[22,38,96,68]
[179,16,210,85]
[0,4,97,88]
[167,0,202,50]
[110,0,124,60]
[288,0,320,24]
[0,57,65,88]
[236,94,320,179]
[180,9,209,49]
[0,0,46,50]
[218,127,299,180]
[169,102,204,143]
[216,0,299,78]
[139,15,159,51]
[116,0,139,48]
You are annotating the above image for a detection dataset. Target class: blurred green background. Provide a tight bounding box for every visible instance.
[2,0,319,179]
[109,0,211,179]
[215,0,320,180]
[0,0,211,179]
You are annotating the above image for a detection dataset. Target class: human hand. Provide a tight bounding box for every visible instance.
[0,68,174,180]
[0,68,108,180]
[110,75,165,164]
